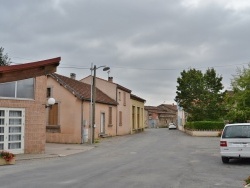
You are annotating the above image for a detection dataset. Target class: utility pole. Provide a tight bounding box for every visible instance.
[92,65,96,144]
[90,65,110,144]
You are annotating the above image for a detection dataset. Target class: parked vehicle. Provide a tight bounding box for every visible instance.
[220,123,250,163]
[168,123,176,130]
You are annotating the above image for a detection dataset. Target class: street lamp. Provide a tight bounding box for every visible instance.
[90,64,110,144]
[45,97,56,108]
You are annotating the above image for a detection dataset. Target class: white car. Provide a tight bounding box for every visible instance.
[168,123,177,130]
[220,123,250,163]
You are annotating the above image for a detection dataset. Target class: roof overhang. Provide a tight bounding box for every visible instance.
[0,57,61,83]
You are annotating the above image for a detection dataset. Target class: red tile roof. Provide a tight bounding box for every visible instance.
[145,105,176,115]
[0,57,60,83]
[158,104,177,112]
[50,73,117,106]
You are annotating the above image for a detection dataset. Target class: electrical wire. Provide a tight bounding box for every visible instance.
[9,56,250,71]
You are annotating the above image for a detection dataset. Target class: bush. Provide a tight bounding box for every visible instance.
[0,151,15,161]
[185,121,225,130]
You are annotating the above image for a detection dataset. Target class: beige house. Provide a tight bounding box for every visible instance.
[81,76,132,136]
[0,57,60,154]
[46,73,118,144]
[131,94,146,134]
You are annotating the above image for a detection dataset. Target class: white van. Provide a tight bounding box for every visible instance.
[220,123,250,163]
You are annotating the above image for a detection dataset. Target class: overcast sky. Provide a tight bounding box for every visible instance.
[1,0,250,106]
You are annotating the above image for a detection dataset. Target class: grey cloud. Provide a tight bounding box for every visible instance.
[1,0,250,105]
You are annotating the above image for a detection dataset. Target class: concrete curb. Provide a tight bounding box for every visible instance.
[15,144,95,161]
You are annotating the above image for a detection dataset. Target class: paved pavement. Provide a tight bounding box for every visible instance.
[15,143,95,161]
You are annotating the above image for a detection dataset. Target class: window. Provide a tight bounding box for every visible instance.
[118,92,121,101]
[123,91,126,106]
[119,111,122,126]
[132,106,135,129]
[137,107,140,128]
[16,79,34,98]
[108,107,112,125]
[47,88,52,98]
[48,103,59,125]
[0,82,15,98]
[0,78,34,99]
[222,125,250,138]
[0,108,25,153]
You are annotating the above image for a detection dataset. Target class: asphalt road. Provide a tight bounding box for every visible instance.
[0,129,249,188]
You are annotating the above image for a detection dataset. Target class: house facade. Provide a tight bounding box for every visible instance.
[81,76,132,136]
[0,57,60,154]
[131,94,146,133]
[46,73,118,144]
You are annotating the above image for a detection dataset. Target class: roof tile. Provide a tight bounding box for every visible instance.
[50,73,117,106]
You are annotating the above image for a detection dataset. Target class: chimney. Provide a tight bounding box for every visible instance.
[108,77,113,82]
[70,73,76,80]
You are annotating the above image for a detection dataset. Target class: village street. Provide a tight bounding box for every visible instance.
[0,129,249,188]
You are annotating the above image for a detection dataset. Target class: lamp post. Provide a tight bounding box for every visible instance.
[90,65,110,144]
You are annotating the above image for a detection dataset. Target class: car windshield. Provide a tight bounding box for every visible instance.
[222,125,250,138]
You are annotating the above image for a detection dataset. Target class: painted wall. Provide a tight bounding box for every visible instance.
[81,76,132,136]
[46,76,117,143]
[46,77,82,143]
[131,99,145,133]
[81,76,117,100]
[116,88,131,135]
[93,103,117,137]
[0,76,47,154]
[145,111,159,128]
[177,105,186,131]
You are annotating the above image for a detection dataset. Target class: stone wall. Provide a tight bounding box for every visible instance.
[185,129,221,137]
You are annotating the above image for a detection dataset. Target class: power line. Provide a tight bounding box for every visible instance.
[9,56,250,71]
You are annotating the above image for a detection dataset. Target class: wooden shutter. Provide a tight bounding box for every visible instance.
[48,103,58,125]
[119,111,122,126]
[109,107,112,125]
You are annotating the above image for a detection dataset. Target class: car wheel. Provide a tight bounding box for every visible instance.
[221,157,229,164]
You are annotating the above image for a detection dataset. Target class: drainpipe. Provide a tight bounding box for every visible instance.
[116,87,118,136]
[81,100,84,144]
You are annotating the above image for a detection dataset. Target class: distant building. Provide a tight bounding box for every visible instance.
[145,104,177,128]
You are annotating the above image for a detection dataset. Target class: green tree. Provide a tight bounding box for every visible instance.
[0,47,12,66]
[225,64,250,122]
[175,68,226,121]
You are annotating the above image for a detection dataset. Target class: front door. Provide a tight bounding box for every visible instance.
[0,108,25,154]
[100,113,105,134]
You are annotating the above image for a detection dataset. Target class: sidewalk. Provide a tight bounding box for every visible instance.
[16,143,95,161]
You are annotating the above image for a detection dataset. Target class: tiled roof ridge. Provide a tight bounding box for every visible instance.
[50,73,83,100]
[95,88,118,105]
[50,73,117,105]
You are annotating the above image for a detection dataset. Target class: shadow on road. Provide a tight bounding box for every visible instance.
[226,158,250,165]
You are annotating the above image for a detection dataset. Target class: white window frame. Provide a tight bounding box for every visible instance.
[0,108,25,154]
[0,78,35,100]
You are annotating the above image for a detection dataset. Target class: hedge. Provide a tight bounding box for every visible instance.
[185,121,225,130]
